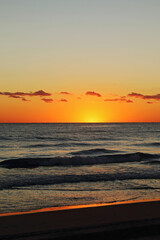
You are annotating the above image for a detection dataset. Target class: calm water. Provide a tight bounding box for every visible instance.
[0,123,160,213]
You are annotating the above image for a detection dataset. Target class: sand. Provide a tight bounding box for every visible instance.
[0,199,160,240]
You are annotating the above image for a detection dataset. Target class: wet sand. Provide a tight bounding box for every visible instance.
[0,199,160,240]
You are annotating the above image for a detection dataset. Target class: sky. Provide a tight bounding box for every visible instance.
[0,0,160,122]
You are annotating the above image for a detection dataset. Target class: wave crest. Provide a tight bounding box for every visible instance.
[0,171,160,190]
[0,152,159,169]
[70,148,119,156]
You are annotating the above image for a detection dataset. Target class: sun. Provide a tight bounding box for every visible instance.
[83,112,103,123]
[85,117,98,123]
[78,104,107,123]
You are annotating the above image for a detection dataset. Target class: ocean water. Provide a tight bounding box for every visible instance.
[0,123,160,214]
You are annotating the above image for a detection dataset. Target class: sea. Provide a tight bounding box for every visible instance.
[0,123,160,214]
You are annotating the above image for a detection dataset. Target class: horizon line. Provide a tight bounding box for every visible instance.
[0,121,160,124]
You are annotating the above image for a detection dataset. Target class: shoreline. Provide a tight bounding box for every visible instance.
[0,199,160,239]
[0,198,160,217]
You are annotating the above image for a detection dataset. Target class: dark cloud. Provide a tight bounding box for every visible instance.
[147,101,153,104]
[9,95,21,99]
[128,92,160,101]
[31,90,52,97]
[125,99,133,103]
[0,90,51,97]
[0,90,52,103]
[105,98,133,103]
[8,95,29,101]
[59,92,71,95]
[59,99,68,102]
[41,98,53,103]
[21,97,30,102]
[128,92,143,98]
[85,91,102,97]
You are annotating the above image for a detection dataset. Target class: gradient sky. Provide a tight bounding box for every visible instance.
[0,0,160,122]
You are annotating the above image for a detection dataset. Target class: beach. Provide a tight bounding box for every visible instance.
[0,123,160,239]
[0,123,160,214]
[0,199,160,239]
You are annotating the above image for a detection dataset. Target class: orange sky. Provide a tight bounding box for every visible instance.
[0,90,160,122]
[0,1,160,123]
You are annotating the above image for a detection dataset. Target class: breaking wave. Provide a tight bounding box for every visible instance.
[0,171,160,190]
[0,152,159,169]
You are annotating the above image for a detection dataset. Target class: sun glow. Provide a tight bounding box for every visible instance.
[86,119,97,123]
[83,111,105,123]
[85,116,100,123]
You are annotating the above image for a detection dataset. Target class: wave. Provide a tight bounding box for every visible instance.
[70,148,119,155]
[54,142,95,147]
[0,152,159,169]
[24,144,56,148]
[135,142,160,147]
[149,142,160,147]
[35,136,79,141]
[36,136,56,140]
[129,186,160,190]
[0,136,11,141]
[0,145,8,148]
[145,160,160,165]
[0,171,160,190]
[89,137,118,141]
[24,142,96,148]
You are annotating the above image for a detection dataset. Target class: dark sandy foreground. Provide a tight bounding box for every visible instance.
[0,199,160,240]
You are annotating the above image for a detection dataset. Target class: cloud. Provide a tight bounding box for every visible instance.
[128,92,143,98]
[125,99,133,103]
[9,95,21,99]
[59,92,71,95]
[147,101,153,104]
[85,91,102,97]
[22,97,30,102]
[7,95,29,101]
[59,99,68,102]
[0,90,52,97]
[105,98,133,103]
[0,90,52,102]
[30,90,52,97]
[128,92,160,101]
[41,98,53,103]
